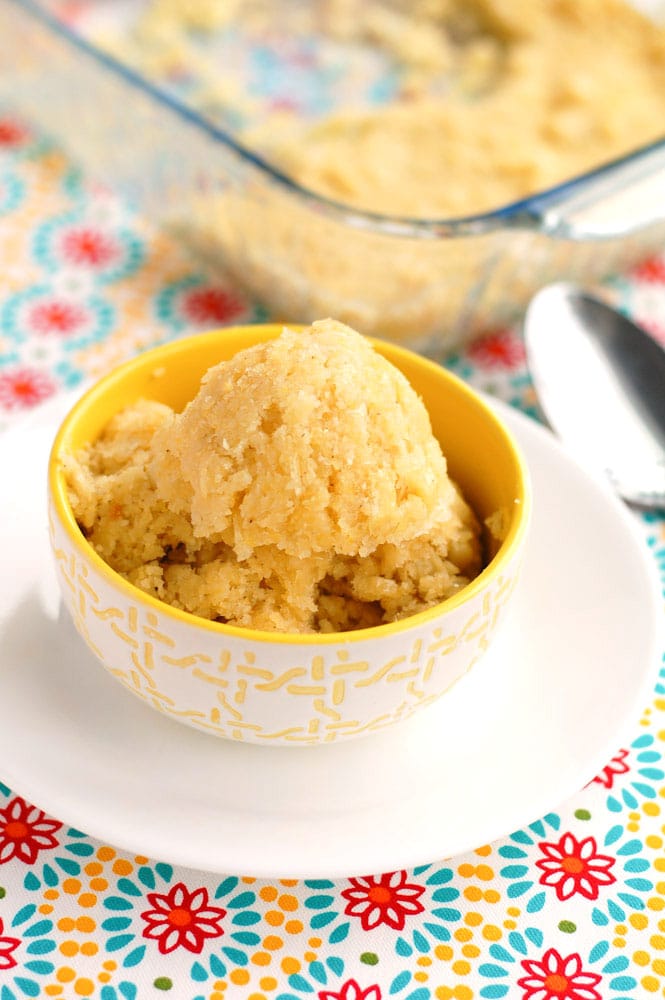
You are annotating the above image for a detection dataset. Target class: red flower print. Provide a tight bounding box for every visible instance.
[0,917,20,970]
[592,748,630,789]
[28,299,87,336]
[181,285,246,325]
[319,980,381,1000]
[467,328,526,370]
[632,254,665,284]
[141,882,226,954]
[60,227,119,268]
[341,871,425,931]
[0,796,62,864]
[0,368,56,411]
[270,97,301,113]
[518,948,602,1000]
[55,1,87,26]
[536,832,615,901]
[0,119,29,147]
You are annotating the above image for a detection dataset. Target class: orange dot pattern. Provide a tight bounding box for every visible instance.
[25,817,665,1000]
[11,765,665,1000]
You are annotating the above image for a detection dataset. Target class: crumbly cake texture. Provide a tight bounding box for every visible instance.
[64,321,482,633]
[269,0,665,217]
[104,0,665,218]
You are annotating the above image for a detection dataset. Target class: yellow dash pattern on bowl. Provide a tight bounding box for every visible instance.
[47,325,531,745]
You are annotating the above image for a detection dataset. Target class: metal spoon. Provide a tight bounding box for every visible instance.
[523,282,665,509]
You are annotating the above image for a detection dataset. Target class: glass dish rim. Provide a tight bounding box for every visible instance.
[14,0,665,240]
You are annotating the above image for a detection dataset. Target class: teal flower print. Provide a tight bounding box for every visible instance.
[602,733,665,814]
[300,865,461,960]
[341,872,425,931]
[497,813,652,923]
[535,833,616,902]
[319,978,382,1000]
[1,284,115,353]
[0,367,57,412]
[0,900,58,1000]
[0,170,24,216]
[517,947,602,1000]
[154,275,251,334]
[100,869,262,986]
[0,916,20,970]
[477,927,639,1000]
[32,210,144,284]
[0,794,62,867]
[140,882,226,954]
[0,117,39,158]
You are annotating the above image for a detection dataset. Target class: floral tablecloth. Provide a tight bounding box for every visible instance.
[1,115,665,1000]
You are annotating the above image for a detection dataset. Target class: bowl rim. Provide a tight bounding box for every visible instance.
[48,325,531,646]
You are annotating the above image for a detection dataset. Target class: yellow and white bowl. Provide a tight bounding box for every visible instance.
[47,325,531,745]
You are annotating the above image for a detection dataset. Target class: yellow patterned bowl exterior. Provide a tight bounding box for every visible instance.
[47,326,531,745]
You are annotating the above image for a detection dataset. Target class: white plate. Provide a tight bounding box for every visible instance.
[0,394,661,878]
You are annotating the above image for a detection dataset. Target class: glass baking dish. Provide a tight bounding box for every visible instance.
[2,0,665,356]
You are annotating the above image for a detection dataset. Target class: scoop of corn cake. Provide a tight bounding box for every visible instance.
[65,320,481,632]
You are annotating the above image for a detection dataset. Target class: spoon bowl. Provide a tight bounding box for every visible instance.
[523,282,665,509]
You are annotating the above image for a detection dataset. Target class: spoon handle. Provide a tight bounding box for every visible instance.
[524,283,665,510]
